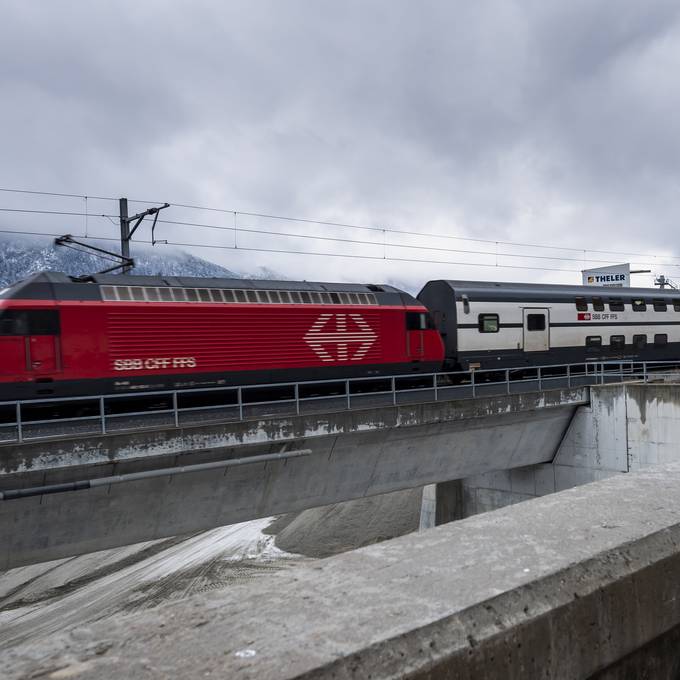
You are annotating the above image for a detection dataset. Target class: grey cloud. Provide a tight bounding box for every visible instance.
[2,1,680,290]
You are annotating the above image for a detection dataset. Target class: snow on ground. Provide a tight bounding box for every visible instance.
[0,519,302,650]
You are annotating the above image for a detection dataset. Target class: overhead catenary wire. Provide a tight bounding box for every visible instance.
[2,204,679,268]
[153,217,680,270]
[0,228,583,273]
[1,224,680,276]
[0,187,117,202]
[0,207,116,218]
[0,185,678,272]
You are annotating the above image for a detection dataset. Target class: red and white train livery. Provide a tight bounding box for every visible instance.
[0,272,444,400]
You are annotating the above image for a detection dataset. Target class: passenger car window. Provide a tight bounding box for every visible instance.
[586,336,602,348]
[592,298,604,312]
[632,299,646,312]
[478,314,499,333]
[609,298,624,312]
[527,314,546,331]
[653,299,667,312]
[575,297,588,312]
[610,335,625,349]
[654,333,668,346]
[633,334,647,349]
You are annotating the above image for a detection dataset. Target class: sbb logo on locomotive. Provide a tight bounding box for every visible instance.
[113,357,197,371]
[304,313,377,362]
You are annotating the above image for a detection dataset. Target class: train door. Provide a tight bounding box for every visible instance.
[28,335,59,373]
[406,311,426,360]
[522,308,550,352]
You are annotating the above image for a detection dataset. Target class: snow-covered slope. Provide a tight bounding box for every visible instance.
[0,234,247,286]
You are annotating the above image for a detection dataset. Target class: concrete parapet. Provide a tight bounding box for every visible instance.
[6,463,680,679]
[0,387,588,478]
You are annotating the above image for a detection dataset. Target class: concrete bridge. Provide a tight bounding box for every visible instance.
[0,385,587,570]
[5,376,680,676]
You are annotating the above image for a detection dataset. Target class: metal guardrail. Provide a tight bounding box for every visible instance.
[0,360,678,445]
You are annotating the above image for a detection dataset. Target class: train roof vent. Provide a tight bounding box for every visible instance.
[366,285,384,292]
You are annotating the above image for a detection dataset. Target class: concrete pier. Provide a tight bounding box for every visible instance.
[450,381,680,518]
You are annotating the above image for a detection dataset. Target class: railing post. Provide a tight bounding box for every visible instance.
[433,374,438,402]
[619,362,623,383]
[392,377,396,405]
[567,363,571,389]
[643,362,648,383]
[538,366,542,391]
[505,369,510,395]
[471,369,476,398]
[295,383,300,415]
[16,402,22,443]
[173,392,179,428]
[346,380,351,410]
[100,396,106,434]
[238,387,243,420]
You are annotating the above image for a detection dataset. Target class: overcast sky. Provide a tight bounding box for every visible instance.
[2,1,680,290]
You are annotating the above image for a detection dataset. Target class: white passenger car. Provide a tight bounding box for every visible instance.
[418,280,680,370]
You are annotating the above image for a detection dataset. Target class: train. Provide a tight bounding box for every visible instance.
[1,271,680,401]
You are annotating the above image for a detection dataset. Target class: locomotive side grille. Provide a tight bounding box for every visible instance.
[101,285,378,306]
[106,308,383,369]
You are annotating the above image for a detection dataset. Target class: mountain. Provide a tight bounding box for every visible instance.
[0,234,282,286]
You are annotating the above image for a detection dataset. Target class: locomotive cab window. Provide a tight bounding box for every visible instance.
[609,298,624,312]
[527,314,546,331]
[654,333,668,346]
[407,312,434,331]
[0,310,59,336]
[592,297,604,312]
[575,297,587,312]
[632,299,646,312]
[478,314,499,333]
[586,336,602,348]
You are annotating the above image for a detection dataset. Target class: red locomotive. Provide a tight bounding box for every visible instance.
[0,272,445,400]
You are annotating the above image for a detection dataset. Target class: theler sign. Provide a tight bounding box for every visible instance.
[582,263,630,288]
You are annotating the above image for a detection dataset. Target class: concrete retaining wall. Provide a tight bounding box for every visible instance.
[7,463,680,679]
